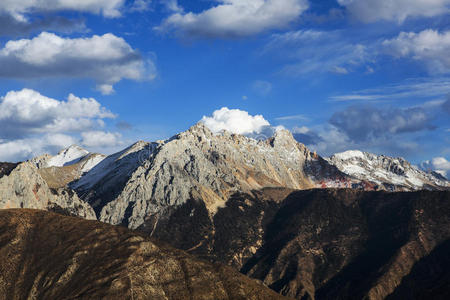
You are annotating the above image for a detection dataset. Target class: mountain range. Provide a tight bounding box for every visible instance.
[0,123,449,299]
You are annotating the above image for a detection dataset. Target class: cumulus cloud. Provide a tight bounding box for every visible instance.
[0,134,77,162]
[81,131,122,148]
[329,105,435,142]
[0,89,115,140]
[156,0,309,38]
[0,0,126,21]
[338,0,450,23]
[0,88,124,161]
[201,107,271,135]
[420,157,450,178]
[0,32,156,94]
[382,30,450,73]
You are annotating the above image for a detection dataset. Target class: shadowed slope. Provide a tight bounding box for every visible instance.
[0,209,289,300]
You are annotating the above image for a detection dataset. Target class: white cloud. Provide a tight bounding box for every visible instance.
[156,0,309,38]
[81,131,122,148]
[0,0,126,21]
[0,32,156,94]
[0,134,76,162]
[382,29,450,74]
[420,157,450,177]
[338,0,450,23]
[201,107,270,135]
[0,89,124,161]
[0,88,115,139]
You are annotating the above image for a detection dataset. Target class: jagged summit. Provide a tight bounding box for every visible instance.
[67,123,353,229]
[327,150,449,190]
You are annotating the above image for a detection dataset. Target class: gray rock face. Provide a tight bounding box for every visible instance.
[71,123,354,229]
[0,162,95,220]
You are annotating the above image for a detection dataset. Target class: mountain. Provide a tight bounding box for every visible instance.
[0,209,287,300]
[0,161,95,219]
[327,150,449,191]
[1,124,449,299]
[69,123,363,229]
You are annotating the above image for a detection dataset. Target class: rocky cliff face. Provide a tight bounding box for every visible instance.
[327,150,449,191]
[0,209,288,300]
[0,162,95,219]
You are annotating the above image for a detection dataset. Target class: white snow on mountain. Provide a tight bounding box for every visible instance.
[46,145,89,167]
[327,150,449,190]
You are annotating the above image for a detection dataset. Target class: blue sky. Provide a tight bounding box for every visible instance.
[0,0,449,175]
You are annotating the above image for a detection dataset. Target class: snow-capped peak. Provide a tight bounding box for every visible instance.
[327,150,449,190]
[46,145,90,167]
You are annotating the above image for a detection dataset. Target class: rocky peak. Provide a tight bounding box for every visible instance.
[183,122,215,138]
[269,129,300,149]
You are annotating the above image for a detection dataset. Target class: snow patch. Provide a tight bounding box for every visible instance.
[46,145,89,167]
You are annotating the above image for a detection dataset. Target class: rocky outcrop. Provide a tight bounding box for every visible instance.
[0,209,288,300]
[0,162,95,219]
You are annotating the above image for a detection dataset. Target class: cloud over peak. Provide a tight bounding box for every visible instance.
[157,0,309,38]
[201,107,271,135]
[0,32,156,94]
